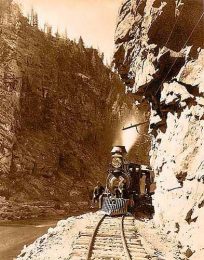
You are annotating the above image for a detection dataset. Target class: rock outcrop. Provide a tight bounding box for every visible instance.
[0,0,146,219]
[114,0,204,258]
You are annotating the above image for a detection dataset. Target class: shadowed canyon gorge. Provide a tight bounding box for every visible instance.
[0,0,204,259]
[0,0,149,220]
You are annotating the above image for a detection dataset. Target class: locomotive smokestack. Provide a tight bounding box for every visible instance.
[111,146,127,156]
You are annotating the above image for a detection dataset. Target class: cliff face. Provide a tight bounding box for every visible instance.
[0,0,141,219]
[114,0,204,258]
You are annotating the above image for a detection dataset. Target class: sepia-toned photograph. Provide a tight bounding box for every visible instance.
[0,0,203,259]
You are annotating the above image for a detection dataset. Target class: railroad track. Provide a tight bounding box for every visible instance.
[69,214,150,260]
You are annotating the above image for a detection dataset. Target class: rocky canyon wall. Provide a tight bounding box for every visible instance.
[0,0,147,219]
[114,0,204,259]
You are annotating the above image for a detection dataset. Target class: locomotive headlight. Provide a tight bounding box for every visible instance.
[112,157,122,168]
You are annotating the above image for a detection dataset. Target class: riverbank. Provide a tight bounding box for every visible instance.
[0,209,94,260]
[0,218,59,260]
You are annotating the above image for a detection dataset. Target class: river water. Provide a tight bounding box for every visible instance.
[0,218,62,260]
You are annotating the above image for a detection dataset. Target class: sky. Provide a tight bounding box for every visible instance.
[15,0,122,61]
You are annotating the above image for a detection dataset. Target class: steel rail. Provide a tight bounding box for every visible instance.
[86,214,106,260]
[86,215,132,260]
[121,216,132,260]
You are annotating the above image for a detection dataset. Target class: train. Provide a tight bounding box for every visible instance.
[99,146,154,216]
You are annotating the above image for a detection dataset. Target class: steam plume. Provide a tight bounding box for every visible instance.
[114,116,139,153]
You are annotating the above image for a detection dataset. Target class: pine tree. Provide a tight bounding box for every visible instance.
[78,36,85,52]
[29,8,38,28]
[33,13,38,28]
[55,28,60,39]
[47,25,52,36]
[44,22,47,33]
[44,23,52,36]
[101,52,104,62]
[63,28,67,40]
[30,7,34,26]
[63,28,70,43]
[27,13,30,24]
[91,50,97,67]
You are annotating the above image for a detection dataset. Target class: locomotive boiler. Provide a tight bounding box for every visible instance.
[99,145,153,216]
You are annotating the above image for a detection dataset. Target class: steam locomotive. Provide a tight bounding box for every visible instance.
[99,146,154,216]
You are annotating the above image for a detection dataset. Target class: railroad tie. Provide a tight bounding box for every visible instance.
[68,214,151,260]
